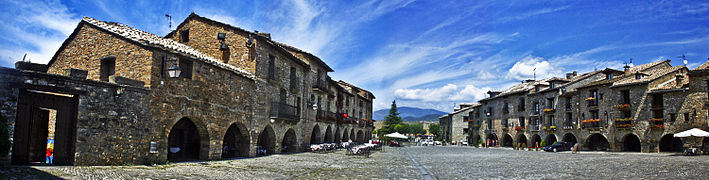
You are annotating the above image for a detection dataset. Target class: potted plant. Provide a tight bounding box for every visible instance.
[543,108,555,113]
[584,97,595,101]
[616,104,630,110]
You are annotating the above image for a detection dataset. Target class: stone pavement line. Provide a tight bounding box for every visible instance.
[405,148,436,180]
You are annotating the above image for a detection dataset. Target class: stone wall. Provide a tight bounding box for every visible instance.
[48,23,154,86]
[0,67,153,165]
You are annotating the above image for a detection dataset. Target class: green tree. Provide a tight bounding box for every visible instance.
[428,123,440,137]
[409,123,426,135]
[393,124,407,134]
[0,112,10,157]
[384,100,402,126]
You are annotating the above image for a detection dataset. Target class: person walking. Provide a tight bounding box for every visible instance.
[572,143,579,153]
[46,147,53,164]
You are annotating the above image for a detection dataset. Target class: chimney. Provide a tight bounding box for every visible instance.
[573,71,577,76]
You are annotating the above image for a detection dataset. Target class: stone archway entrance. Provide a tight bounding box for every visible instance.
[334,127,341,143]
[310,125,321,144]
[341,129,349,142]
[324,126,333,143]
[586,133,609,151]
[257,126,277,156]
[12,90,79,165]
[517,134,528,147]
[486,134,498,146]
[562,133,577,145]
[281,128,298,153]
[502,134,513,147]
[545,134,557,145]
[532,134,542,148]
[622,134,641,152]
[168,118,203,162]
[357,130,364,143]
[659,134,683,152]
[222,123,250,158]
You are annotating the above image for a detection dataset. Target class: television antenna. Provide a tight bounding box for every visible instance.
[533,67,536,81]
[678,54,687,65]
[165,14,172,30]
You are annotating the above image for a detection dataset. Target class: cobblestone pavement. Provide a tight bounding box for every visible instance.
[1,146,708,179]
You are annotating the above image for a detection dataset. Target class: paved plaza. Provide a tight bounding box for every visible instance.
[1,146,708,179]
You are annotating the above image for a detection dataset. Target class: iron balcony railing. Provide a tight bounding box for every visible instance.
[270,101,299,121]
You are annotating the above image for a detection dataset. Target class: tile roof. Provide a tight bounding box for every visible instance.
[695,60,709,70]
[81,17,255,80]
[611,65,686,87]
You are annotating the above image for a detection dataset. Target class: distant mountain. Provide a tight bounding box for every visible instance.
[373,107,448,122]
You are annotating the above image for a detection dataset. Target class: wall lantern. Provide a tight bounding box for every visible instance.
[220,42,229,50]
[217,32,226,40]
[168,64,181,78]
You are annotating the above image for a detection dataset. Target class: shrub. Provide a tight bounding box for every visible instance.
[540,139,547,147]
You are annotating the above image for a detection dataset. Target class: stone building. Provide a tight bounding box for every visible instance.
[439,103,476,143]
[1,13,374,165]
[469,59,708,152]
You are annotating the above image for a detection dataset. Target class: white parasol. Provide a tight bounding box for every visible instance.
[673,128,709,138]
[384,132,408,139]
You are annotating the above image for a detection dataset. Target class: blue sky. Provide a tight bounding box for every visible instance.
[2,0,709,112]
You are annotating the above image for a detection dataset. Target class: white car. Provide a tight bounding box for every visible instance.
[434,141,442,146]
[421,140,434,146]
[461,141,469,146]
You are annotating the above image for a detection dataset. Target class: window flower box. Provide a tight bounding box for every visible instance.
[615,118,633,122]
[616,124,633,129]
[515,126,525,131]
[543,108,555,113]
[650,124,664,129]
[616,104,630,110]
[649,118,663,122]
[549,126,556,129]
[584,97,596,101]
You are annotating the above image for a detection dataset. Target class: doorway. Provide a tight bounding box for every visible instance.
[12,90,78,165]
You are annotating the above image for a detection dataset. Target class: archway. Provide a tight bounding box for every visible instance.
[341,128,349,142]
[622,134,641,152]
[350,130,356,141]
[310,125,322,144]
[324,126,333,143]
[357,130,364,143]
[486,134,498,146]
[545,134,557,145]
[659,134,683,152]
[281,128,298,153]
[517,134,528,147]
[257,126,277,156]
[502,134,513,147]
[586,133,609,151]
[562,133,577,145]
[532,134,542,148]
[168,118,204,162]
[334,127,342,143]
[222,123,250,158]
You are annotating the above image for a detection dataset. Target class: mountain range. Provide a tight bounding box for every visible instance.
[373,107,448,122]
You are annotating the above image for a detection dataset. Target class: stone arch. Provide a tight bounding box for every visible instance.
[334,127,342,143]
[350,129,356,141]
[545,134,557,146]
[341,128,349,142]
[516,134,528,147]
[257,125,277,156]
[659,134,683,152]
[486,133,498,146]
[586,133,609,151]
[562,133,577,145]
[357,130,364,143]
[502,134,513,147]
[168,117,209,162]
[222,122,250,158]
[622,133,641,152]
[310,124,322,144]
[324,126,333,143]
[281,128,298,153]
[531,134,542,147]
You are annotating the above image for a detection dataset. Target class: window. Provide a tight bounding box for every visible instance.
[549,115,555,126]
[565,112,572,126]
[599,93,604,100]
[547,98,554,109]
[591,110,599,119]
[565,97,572,111]
[550,82,556,89]
[296,97,301,116]
[518,98,525,111]
[180,30,189,42]
[179,58,193,79]
[100,56,116,82]
[503,101,509,115]
[621,90,630,104]
[534,102,540,114]
[268,55,275,79]
[519,117,525,127]
[670,113,676,122]
[684,113,690,122]
[606,73,613,80]
[635,74,642,80]
[289,67,297,90]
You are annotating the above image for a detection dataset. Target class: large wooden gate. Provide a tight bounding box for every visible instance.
[12,89,79,165]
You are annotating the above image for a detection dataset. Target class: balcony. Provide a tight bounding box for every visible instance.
[530,124,541,132]
[649,118,664,130]
[270,101,299,122]
[312,80,328,92]
[615,118,633,129]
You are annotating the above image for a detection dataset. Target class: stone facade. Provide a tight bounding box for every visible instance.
[1,13,374,165]
[465,60,709,152]
[439,104,475,143]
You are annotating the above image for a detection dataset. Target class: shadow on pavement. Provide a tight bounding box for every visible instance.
[0,166,64,179]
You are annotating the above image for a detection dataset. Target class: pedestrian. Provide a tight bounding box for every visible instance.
[572,143,579,153]
[486,139,490,148]
[46,147,53,164]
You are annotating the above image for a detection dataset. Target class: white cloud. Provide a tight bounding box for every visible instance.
[507,55,562,81]
[394,84,490,102]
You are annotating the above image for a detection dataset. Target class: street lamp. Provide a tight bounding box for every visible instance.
[168,64,181,78]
